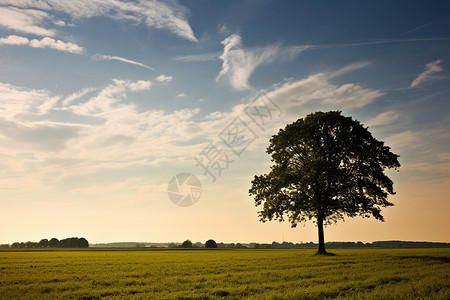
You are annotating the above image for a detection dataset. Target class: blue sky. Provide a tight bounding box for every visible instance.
[0,0,449,244]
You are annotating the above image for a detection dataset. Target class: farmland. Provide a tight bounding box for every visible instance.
[0,248,448,299]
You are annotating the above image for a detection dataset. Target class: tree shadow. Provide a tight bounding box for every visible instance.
[314,251,337,256]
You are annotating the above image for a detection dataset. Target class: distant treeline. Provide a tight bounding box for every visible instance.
[4,240,446,249]
[2,237,89,248]
[87,240,450,249]
[256,241,450,249]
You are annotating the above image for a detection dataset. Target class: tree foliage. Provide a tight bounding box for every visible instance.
[205,239,218,248]
[10,237,88,248]
[181,240,193,248]
[249,111,400,254]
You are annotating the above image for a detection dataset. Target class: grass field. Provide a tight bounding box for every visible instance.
[0,248,448,299]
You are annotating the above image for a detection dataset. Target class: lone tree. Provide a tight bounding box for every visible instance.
[205,239,218,248]
[249,111,400,255]
[181,240,193,248]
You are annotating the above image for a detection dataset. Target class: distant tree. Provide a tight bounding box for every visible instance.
[181,240,193,248]
[38,239,49,248]
[78,238,89,248]
[205,239,218,248]
[263,244,272,249]
[25,241,38,248]
[11,242,20,248]
[49,238,59,248]
[57,237,88,248]
[249,111,400,254]
[0,244,9,248]
[168,243,177,248]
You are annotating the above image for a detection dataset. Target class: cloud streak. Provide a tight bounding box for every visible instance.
[365,110,401,127]
[266,71,383,119]
[216,34,278,90]
[172,52,221,62]
[410,59,444,88]
[91,54,154,71]
[215,33,430,91]
[216,34,307,91]
[62,88,97,106]
[0,0,197,42]
[0,82,59,119]
[0,6,55,36]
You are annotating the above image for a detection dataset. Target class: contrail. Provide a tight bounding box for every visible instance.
[401,14,450,36]
[91,54,155,71]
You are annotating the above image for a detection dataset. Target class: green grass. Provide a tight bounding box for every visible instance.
[0,248,448,299]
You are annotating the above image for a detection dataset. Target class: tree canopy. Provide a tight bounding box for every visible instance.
[205,239,218,248]
[181,240,193,248]
[10,237,89,248]
[249,111,400,254]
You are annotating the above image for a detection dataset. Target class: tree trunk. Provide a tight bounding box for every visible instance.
[317,215,326,254]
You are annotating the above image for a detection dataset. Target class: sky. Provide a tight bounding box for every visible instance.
[0,0,449,245]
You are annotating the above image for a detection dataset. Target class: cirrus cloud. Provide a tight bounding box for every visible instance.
[91,54,154,70]
[0,0,197,42]
[216,34,310,91]
[410,59,444,88]
[0,6,55,36]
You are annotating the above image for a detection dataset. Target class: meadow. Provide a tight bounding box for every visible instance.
[0,248,448,299]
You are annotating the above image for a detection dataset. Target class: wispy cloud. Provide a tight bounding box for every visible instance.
[62,88,97,106]
[0,35,84,54]
[0,82,59,119]
[328,62,373,78]
[0,6,55,36]
[217,34,283,91]
[0,65,400,198]
[175,36,450,65]
[0,0,197,42]
[365,110,401,127]
[177,93,188,97]
[70,79,152,116]
[91,54,154,71]
[436,152,450,161]
[172,52,221,62]
[410,59,444,88]
[386,131,421,149]
[156,75,173,83]
[215,34,320,91]
[308,37,450,50]
[0,79,204,190]
[266,72,382,118]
